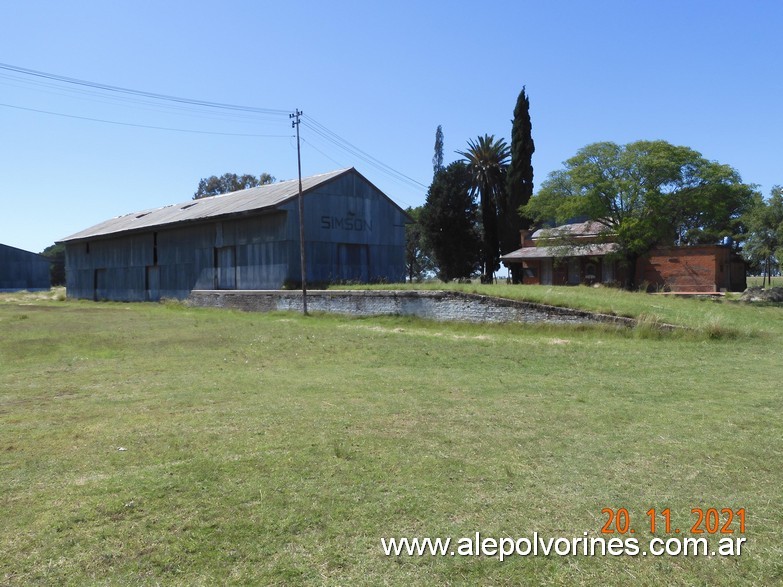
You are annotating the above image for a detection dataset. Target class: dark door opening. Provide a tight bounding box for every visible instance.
[215,246,236,289]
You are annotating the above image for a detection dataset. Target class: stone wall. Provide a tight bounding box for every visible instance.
[187,289,638,328]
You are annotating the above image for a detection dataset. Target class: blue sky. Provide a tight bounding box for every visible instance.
[1,1,781,254]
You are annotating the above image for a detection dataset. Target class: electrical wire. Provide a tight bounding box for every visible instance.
[0,62,290,116]
[302,114,427,192]
[0,61,427,198]
[0,71,286,124]
[0,102,292,138]
[300,137,348,170]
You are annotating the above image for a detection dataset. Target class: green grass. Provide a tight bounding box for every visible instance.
[1,289,782,585]
[340,282,782,336]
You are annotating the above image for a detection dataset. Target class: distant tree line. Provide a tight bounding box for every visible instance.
[742,186,783,285]
[193,172,275,199]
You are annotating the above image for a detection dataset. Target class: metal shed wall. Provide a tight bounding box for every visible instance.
[64,169,406,301]
[286,170,407,285]
[0,243,51,291]
[65,212,290,300]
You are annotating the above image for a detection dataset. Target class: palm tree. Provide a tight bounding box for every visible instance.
[458,135,511,283]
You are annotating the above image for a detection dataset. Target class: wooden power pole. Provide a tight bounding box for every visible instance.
[290,109,308,315]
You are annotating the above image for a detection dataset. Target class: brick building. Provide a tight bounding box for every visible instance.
[500,222,746,292]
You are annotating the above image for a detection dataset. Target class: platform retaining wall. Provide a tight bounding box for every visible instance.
[187,289,638,327]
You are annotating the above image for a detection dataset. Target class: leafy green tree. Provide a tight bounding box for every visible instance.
[433,125,444,176]
[457,135,511,283]
[742,186,783,286]
[404,206,435,282]
[504,87,535,283]
[420,162,481,281]
[193,172,275,199]
[40,243,65,286]
[523,140,756,289]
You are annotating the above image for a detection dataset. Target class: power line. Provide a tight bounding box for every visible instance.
[0,62,291,116]
[0,71,287,124]
[300,135,418,207]
[0,61,428,196]
[0,102,292,138]
[302,115,427,191]
[300,137,348,169]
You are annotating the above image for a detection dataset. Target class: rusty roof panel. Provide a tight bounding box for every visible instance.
[501,242,620,261]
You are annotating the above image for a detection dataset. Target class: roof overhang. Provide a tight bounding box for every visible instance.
[501,242,620,262]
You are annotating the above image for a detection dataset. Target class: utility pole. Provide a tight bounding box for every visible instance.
[290,109,308,315]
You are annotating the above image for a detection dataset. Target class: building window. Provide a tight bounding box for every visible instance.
[585,262,597,285]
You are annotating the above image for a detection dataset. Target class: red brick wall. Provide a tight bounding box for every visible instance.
[637,246,727,292]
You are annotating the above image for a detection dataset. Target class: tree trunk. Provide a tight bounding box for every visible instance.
[767,257,771,288]
[624,253,640,291]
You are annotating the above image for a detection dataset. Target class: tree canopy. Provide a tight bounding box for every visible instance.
[420,161,481,281]
[193,172,275,200]
[523,140,756,288]
[40,243,65,286]
[404,206,435,282]
[742,186,783,286]
[457,135,511,283]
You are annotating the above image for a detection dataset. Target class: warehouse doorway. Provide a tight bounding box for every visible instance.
[336,243,369,283]
[145,266,160,301]
[215,246,236,289]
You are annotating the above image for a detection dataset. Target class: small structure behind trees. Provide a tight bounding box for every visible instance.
[522,140,756,290]
[501,222,747,292]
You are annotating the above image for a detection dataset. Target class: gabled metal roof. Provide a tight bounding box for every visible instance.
[59,168,352,243]
[501,242,620,261]
[531,220,613,239]
[502,220,618,261]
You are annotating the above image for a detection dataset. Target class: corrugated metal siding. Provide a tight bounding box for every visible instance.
[64,168,407,301]
[0,243,51,291]
[285,171,407,284]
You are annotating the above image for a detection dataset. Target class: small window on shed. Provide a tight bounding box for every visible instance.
[86,242,90,255]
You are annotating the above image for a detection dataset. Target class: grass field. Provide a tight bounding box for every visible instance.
[1,287,782,585]
[747,276,783,288]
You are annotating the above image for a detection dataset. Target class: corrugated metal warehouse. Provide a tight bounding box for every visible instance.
[0,243,51,292]
[60,168,409,301]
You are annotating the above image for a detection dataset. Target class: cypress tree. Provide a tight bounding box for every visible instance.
[432,125,444,176]
[503,87,535,283]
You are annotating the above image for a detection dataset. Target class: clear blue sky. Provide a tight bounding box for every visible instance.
[1,1,781,254]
